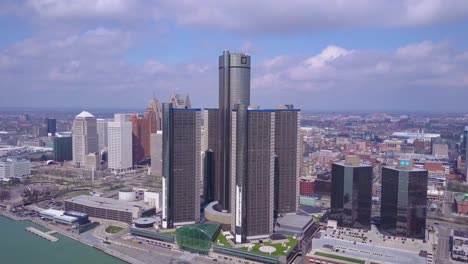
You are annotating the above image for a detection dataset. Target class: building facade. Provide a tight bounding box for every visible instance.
[150,131,163,176]
[330,156,373,230]
[231,105,275,243]
[53,135,72,162]
[0,158,31,178]
[169,93,192,109]
[381,161,428,239]
[108,114,133,173]
[218,51,251,212]
[130,114,151,163]
[72,111,98,168]
[162,103,201,228]
[202,109,220,205]
[274,106,301,216]
[45,118,56,136]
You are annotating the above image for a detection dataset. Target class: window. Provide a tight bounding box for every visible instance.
[241,57,247,64]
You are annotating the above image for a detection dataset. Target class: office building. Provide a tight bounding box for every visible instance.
[97,118,108,151]
[0,158,31,178]
[130,114,151,163]
[231,105,275,243]
[330,156,373,230]
[53,134,72,162]
[452,230,468,262]
[84,152,100,170]
[108,114,133,173]
[202,109,220,205]
[65,195,155,224]
[72,111,98,168]
[169,93,191,109]
[45,118,56,136]
[145,96,163,133]
[431,142,448,158]
[218,51,251,211]
[161,103,201,228]
[465,126,468,181]
[150,131,163,176]
[381,160,428,239]
[274,105,301,216]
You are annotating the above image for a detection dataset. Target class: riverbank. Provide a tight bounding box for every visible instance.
[0,210,144,264]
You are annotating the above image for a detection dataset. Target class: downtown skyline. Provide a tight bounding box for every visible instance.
[1,1,468,112]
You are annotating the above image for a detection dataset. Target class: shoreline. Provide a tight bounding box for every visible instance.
[0,210,143,264]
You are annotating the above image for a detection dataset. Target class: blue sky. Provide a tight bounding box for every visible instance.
[1,0,468,112]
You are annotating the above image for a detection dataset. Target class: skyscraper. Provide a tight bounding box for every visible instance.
[202,108,221,205]
[72,111,98,168]
[231,105,275,243]
[97,118,108,151]
[150,131,163,176]
[161,103,201,228]
[464,126,468,181]
[108,114,133,173]
[274,105,301,216]
[381,160,428,239]
[218,51,251,211]
[45,118,56,136]
[169,93,192,109]
[145,96,162,133]
[130,114,151,163]
[330,156,373,230]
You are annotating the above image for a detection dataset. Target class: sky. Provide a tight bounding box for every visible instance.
[1,0,468,112]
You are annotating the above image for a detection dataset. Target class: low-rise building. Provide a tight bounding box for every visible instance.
[0,158,30,178]
[452,230,468,262]
[454,193,468,215]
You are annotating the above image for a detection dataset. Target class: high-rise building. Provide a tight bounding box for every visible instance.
[465,126,468,181]
[108,114,133,173]
[146,96,163,133]
[218,51,251,211]
[150,131,163,176]
[202,108,221,205]
[130,114,151,163]
[97,119,108,151]
[381,160,428,239]
[72,111,98,168]
[161,103,201,228]
[274,105,301,216]
[45,118,56,136]
[169,93,192,109]
[231,105,275,243]
[330,156,373,230]
[53,134,72,162]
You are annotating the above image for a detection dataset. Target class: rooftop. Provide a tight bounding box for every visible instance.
[334,161,372,168]
[66,195,153,212]
[454,230,468,239]
[76,111,95,118]
[276,214,314,229]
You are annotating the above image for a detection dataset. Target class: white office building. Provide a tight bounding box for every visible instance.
[150,131,162,176]
[108,114,133,173]
[0,158,31,178]
[72,111,98,168]
[97,119,109,151]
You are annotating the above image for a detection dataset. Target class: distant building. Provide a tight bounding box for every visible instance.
[432,143,448,158]
[452,230,468,262]
[0,158,30,178]
[202,109,220,205]
[130,114,151,163]
[161,103,201,228]
[330,156,372,230]
[169,93,191,109]
[145,96,162,133]
[84,153,100,170]
[53,134,72,162]
[72,111,98,168]
[465,127,468,181]
[108,114,133,173]
[381,161,428,239]
[96,119,108,151]
[45,118,56,136]
[150,131,162,176]
[231,105,275,243]
[274,105,301,216]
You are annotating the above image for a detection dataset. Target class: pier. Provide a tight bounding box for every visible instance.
[25,227,59,242]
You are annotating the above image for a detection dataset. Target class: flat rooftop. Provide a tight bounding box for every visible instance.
[277,214,314,229]
[333,161,372,168]
[383,166,427,172]
[454,230,468,239]
[66,195,153,212]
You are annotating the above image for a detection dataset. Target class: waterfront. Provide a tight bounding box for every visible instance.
[0,216,127,264]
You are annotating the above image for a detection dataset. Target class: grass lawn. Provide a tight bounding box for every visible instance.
[105,226,124,234]
[215,232,232,248]
[239,237,297,257]
[314,251,365,264]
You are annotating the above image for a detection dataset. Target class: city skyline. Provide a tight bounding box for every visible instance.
[1,1,468,112]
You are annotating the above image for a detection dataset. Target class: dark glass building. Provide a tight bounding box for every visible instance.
[380,162,428,239]
[203,109,220,206]
[330,157,372,229]
[45,118,56,136]
[53,136,72,162]
[218,51,251,211]
[274,105,301,216]
[162,103,201,228]
[231,105,275,243]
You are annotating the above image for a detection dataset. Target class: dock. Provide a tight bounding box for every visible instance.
[25,227,59,242]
